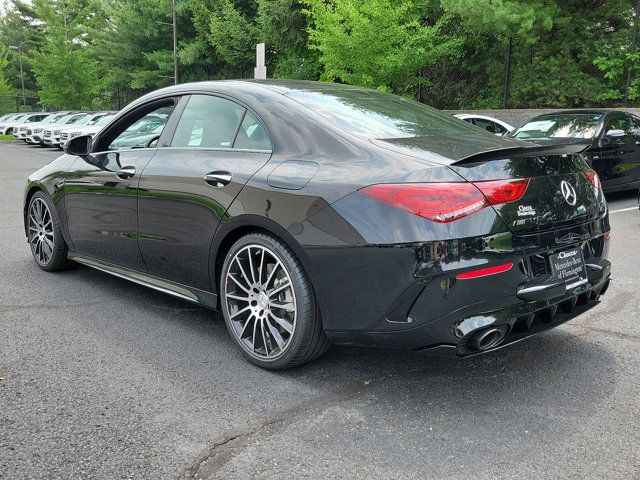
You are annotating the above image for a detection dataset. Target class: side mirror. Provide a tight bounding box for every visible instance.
[606,129,626,138]
[64,134,92,156]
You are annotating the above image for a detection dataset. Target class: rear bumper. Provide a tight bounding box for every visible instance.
[326,258,610,355]
[320,213,611,355]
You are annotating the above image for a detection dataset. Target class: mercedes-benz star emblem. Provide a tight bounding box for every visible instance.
[560,180,577,206]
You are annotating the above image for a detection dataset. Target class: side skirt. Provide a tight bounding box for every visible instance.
[68,252,219,310]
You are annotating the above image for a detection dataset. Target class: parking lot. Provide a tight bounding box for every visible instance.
[1,142,639,480]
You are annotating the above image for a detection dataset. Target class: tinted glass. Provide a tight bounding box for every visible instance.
[630,116,640,135]
[48,114,66,123]
[513,114,602,139]
[66,114,89,125]
[233,111,271,150]
[286,89,486,139]
[108,106,174,150]
[604,115,631,135]
[172,95,245,148]
[474,118,505,134]
[93,114,115,127]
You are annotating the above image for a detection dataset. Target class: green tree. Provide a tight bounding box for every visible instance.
[0,46,16,113]
[593,1,639,103]
[303,0,460,94]
[0,2,42,100]
[25,0,107,109]
[256,0,320,79]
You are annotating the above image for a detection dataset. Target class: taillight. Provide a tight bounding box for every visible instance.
[583,169,601,192]
[474,179,530,205]
[360,179,529,223]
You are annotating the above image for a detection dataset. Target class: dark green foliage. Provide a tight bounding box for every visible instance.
[0,0,637,110]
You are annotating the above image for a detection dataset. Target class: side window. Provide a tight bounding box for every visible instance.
[171,95,245,148]
[107,105,174,150]
[492,122,508,135]
[233,111,271,150]
[604,115,630,136]
[474,118,498,134]
[630,116,640,136]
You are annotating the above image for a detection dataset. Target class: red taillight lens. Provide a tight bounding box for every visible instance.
[583,169,601,191]
[360,182,487,223]
[360,179,529,223]
[474,179,530,205]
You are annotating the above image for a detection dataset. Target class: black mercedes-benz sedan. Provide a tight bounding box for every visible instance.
[24,80,611,369]
[512,110,640,193]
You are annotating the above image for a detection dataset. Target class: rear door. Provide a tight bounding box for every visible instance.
[64,99,177,270]
[137,94,273,291]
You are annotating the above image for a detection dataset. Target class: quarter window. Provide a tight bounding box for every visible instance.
[233,111,271,150]
[171,95,245,148]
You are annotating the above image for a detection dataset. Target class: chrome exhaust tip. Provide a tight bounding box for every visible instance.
[468,327,508,352]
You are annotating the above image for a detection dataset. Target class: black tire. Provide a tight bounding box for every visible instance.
[26,191,72,272]
[220,232,329,370]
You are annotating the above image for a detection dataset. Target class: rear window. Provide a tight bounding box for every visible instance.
[286,89,484,139]
[513,114,602,140]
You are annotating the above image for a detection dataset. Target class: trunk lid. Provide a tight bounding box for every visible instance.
[375,136,601,234]
[450,151,602,233]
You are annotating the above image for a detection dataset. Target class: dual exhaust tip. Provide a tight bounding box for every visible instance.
[468,326,509,352]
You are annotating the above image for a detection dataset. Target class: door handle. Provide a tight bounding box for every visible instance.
[204,171,233,187]
[116,166,136,180]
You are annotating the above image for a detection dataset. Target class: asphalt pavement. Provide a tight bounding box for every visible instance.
[1,142,639,480]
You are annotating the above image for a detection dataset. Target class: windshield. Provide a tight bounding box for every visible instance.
[66,114,89,124]
[93,114,115,126]
[513,114,603,140]
[48,114,67,123]
[286,89,485,139]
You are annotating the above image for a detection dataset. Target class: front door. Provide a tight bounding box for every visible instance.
[64,99,178,270]
[595,113,640,191]
[137,94,273,291]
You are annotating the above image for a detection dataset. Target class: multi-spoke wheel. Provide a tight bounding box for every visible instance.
[26,191,71,271]
[221,233,330,369]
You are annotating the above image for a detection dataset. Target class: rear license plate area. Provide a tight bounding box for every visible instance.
[549,246,588,290]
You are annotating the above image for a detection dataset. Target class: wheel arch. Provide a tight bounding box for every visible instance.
[23,184,44,237]
[210,215,314,307]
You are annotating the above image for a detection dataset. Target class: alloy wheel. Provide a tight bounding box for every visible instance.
[224,245,297,360]
[28,197,55,266]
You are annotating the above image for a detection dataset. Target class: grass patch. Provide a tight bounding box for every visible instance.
[0,134,15,142]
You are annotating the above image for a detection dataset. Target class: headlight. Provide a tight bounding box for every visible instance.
[34,128,43,133]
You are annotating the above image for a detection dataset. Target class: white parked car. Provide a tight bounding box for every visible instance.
[0,113,33,135]
[0,113,19,123]
[42,113,91,146]
[13,113,55,141]
[50,112,113,148]
[58,112,116,147]
[454,114,515,136]
[23,112,72,144]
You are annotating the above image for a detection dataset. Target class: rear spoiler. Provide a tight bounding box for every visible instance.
[453,143,589,166]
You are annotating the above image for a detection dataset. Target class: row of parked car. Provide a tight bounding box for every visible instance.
[0,111,117,149]
[456,110,640,193]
